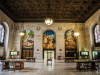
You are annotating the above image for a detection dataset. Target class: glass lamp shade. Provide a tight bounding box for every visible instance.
[19,31,24,36]
[74,32,79,36]
[45,18,53,25]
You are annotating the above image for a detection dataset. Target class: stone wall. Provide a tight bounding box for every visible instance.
[0,10,87,60]
[84,9,100,59]
[0,10,14,59]
[14,22,86,60]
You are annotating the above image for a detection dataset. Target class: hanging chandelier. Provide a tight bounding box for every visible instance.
[45,18,53,25]
[74,13,79,36]
[74,32,79,36]
[19,31,24,36]
[45,0,53,25]
[19,22,24,36]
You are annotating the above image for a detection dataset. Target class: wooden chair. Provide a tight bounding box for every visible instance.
[14,61,21,72]
[47,59,52,65]
[2,56,6,60]
[0,56,6,60]
[2,61,10,71]
[26,57,30,62]
[31,57,36,62]
[83,61,92,71]
[92,60,100,71]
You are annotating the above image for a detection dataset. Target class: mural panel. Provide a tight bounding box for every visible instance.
[43,30,56,49]
[22,30,34,49]
[65,30,76,49]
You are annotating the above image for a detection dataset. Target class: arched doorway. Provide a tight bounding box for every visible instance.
[65,30,77,58]
[21,30,34,59]
[43,30,56,59]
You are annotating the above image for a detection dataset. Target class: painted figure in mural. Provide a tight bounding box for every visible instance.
[43,30,55,49]
[23,40,34,48]
[65,30,76,49]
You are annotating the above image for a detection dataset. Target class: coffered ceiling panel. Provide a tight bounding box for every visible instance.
[0,0,100,22]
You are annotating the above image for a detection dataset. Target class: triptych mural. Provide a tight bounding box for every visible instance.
[43,30,56,49]
[22,29,76,50]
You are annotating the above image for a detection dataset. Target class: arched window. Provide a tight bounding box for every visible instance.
[94,24,100,47]
[0,24,5,46]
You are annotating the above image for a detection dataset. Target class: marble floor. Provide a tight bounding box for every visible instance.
[0,60,100,75]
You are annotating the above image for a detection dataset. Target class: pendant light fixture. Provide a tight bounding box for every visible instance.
[45,18,53,25]
[74,13,79,36]
[19,20,24,36]
[45,0,53,25]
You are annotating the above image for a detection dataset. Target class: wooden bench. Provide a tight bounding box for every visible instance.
[26,57,36,62]
[64,57,76,62]
[1,60,26,72]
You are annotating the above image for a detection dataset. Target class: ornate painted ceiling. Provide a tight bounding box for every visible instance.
[0,0,100,22]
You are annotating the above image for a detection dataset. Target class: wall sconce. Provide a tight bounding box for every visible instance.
[37,27,40,30]
[58,27,62,30]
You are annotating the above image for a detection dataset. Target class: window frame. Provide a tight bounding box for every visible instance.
[93,24,100,47]
[0,23,5,46]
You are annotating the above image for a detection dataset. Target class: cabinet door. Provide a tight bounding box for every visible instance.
[22,50,33,58]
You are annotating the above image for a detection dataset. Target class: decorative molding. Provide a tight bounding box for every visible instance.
[58,27,62,30]
[15,26,19,30]
[11,25,13,29]
[79,27,83,31]
[85,26,88,31]
[37,26,40,30]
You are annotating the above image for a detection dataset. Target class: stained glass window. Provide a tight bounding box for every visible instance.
[0,24,5,44]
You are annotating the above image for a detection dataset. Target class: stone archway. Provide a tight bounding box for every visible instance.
[0,22,9,58]
[89,22,97,59]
